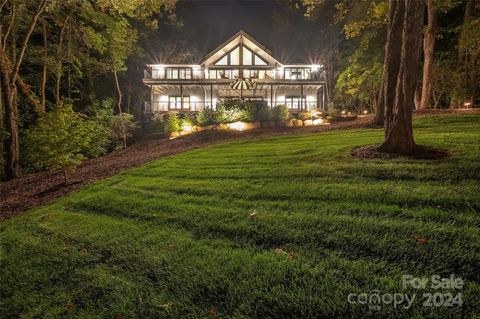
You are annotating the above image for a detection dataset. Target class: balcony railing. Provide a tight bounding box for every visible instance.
[144,69,326,81]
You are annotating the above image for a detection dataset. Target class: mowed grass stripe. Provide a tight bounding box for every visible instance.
[1,114,480,318]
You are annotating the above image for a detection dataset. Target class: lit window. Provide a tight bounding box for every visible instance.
[243,47,252,65]
[215,55,228,66]
[169,96,190,110]
[254,55,267,65]
[230,47,240,65]
[285,96,305,109]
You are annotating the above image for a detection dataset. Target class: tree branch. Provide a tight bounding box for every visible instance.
[10,0,48,87]
[2,2,15,50]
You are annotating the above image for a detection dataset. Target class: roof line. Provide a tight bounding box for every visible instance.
[201,30,276,64]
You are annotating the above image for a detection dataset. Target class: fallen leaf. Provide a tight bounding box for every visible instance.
[160,303,172,311]
[414,235,428,244]
[273,248,288,256]
[66,302,73,312]
[210,307,217,317]
[288,250,297,259]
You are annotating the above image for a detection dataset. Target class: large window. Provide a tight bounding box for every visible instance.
[214,45,268,66]
[166,68,192,79]
[209,69,239,79]
[169,96,190,110]
[285,96,305,110]
[285,68,311,80]
[243,70,266,79]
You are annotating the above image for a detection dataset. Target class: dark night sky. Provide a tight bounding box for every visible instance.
[147,0,324,64]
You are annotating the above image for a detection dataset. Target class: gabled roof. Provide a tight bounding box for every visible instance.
[201,30,281,67]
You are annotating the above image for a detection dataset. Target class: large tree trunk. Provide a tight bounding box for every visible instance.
[380,0,405,133]
[419,0,437,110]
[379,0,424,154]
[40,20,47,112]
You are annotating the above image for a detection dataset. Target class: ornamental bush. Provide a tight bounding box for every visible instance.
[164,112,181,133]
[23,102,107,182]
[271,105,290,123]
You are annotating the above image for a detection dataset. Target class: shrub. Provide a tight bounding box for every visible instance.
[23,103,107,182]
[164,112,181,133]
[297,111,313,121]
[143,113,165,133]
[240,100,271,122]
[109,113,138,150]
[89,98,137,149]
[197,108,221,126]
[271,105,290,123]
[180,117,193,131]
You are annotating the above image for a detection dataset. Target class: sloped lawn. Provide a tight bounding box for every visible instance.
[1,114,479,318]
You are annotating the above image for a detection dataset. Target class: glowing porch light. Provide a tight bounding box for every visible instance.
[363,110,368,114]
[341,110,346,115]
[193,65,201,78]
[310,64,320,72]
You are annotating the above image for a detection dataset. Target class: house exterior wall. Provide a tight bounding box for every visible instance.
[143,31,327,113]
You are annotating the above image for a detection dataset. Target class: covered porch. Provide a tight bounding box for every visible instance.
[146,83,326,112]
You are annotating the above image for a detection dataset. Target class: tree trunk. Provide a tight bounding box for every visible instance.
[0,0,47,179]
[379,0,424,154]
[40,20,47,112]
[451,0,474,108]
[380,0,405,134]
[113,69,127,149]
[373,82,384,125]
[55,16,69,105]
[414,85,422,109]
[419,0,437,110]
[0,75,4,179]
[4,87,19,179]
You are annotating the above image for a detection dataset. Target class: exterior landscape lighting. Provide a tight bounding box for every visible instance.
[310,64,320,72]
[229,121,246,131]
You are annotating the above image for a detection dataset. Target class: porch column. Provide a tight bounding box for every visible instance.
[180,84,183,110]
[210,83,213,108]
[270,84,273,107]
[300,84,304,110]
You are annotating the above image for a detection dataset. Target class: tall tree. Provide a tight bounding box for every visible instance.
[0,0,48,179]
[419,0,460,109]
[419,0,437,109]
[378,0,424,154]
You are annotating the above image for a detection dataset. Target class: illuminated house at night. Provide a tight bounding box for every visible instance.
[143,30,327,113]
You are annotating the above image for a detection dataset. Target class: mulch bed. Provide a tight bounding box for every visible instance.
[0,116,373,221]
[351,144,450,160]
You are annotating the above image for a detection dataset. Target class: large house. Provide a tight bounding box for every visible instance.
[143,31,327,113]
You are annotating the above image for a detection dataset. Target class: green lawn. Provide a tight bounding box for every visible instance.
[1,114,479,318]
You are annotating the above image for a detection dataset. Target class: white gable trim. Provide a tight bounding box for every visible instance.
[201,30,281,67]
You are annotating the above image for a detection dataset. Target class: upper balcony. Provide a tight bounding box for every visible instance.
[143,65,326,83]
